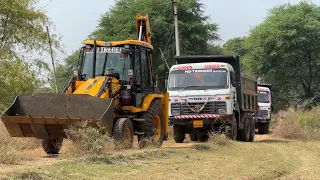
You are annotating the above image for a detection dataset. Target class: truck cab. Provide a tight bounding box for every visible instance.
[255,83,272,134]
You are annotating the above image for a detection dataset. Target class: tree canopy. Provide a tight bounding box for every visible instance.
[53,0,220,91]
[0,0,60,111]
[243,2,320,109]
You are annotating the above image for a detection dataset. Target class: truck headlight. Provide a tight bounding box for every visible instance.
[171,109,180,116]
[218,109,226,115]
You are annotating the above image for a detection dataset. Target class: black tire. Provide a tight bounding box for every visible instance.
[42,138,63,154]
[173,125,185,143]
[113,118,134,149]
[227,115,237,140]
[138,100,165,148]
[198,133,209,142]
[249,118,255,142]
[239,117,250,142]
[189,131,198,141]
[258,122,269,134]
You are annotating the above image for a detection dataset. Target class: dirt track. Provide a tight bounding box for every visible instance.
[0,133,285,175]
[1,132,319,179]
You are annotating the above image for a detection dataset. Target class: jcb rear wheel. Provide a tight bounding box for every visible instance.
[113,118,134,149]
[42,138,63,154]
[138,100,165,148]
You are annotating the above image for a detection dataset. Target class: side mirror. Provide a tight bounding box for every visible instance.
[165,79,168,89]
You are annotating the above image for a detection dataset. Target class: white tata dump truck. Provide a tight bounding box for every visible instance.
[255,83,272,134]
[167,55,258,142]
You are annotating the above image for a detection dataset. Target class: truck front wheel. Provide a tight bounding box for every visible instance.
[173,125,185,143]
[258,122,269,134]
[227,115,237,140]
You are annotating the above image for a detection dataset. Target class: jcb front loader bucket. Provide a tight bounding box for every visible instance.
[0,93,114,139]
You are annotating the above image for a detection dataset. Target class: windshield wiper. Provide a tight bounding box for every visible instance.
[178,86,200,92]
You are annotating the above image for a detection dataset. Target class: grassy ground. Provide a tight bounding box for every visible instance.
[1,108,320,179]
[1,134,320,180]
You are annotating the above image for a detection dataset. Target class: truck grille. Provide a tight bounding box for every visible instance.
[171,101,226,115]
[258,110,268,116]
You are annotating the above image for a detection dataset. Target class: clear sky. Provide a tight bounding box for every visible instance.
[40,0,312,62]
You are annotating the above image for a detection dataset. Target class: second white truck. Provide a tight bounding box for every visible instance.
[255,83,272,134]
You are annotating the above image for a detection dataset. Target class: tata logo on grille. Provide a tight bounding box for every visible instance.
[189,97,202,100]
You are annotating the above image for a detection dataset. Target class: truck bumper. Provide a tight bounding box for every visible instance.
[255,117,270,123]
[169,114,228,127]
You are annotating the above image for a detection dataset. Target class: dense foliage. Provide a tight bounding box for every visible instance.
[0,0,59,111]
[54,0,220,91]
[240,2,320,110]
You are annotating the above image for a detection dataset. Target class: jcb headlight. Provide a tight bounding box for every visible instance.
[171,109,180,116]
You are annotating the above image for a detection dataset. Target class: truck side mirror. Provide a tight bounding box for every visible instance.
[165,79,168,89]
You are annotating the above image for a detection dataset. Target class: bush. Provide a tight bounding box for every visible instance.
[273,108,320,140]
[64,122,113,156]
[298,108,320,130]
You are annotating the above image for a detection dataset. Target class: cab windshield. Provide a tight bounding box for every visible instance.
[81,51,130,81]
[168,68,228,91]
[258,91,270,103]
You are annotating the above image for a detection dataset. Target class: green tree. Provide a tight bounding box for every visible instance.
[223,37,246,56]
[0,0,60,58]
[0,0,60,111]
[51,50,80,92]
[0,59,41,112]
[244,2,320,109]
[54,0,220,91]
[90,0,219,74]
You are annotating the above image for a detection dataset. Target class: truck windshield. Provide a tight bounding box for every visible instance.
[258,91,270,103]
[168,69,228,91]
[81,52,130,81]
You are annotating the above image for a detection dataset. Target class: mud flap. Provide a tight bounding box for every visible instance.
[0,93,114,139]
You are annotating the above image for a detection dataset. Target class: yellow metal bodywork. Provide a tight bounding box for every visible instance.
[84,39,153,50]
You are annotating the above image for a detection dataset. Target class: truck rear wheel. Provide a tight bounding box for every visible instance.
[138,100,165,148]
[42,138,63,154]
[249,118,255,142]
[239,117,250,141]
[113,118,134,149]
[173,125,185,143]
[258,122,269,134]
[189,131,198,141]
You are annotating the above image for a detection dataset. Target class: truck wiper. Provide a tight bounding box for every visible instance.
[178,86,200,92]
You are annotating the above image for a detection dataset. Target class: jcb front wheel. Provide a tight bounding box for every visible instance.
[42,138,63,154]
[138,100,165,148]
[113,118,134,149]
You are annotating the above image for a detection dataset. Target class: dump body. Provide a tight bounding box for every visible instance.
[1,93,114,139]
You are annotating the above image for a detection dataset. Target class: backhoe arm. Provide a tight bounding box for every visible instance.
[136,14,152,45]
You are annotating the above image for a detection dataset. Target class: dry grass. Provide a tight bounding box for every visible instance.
[273,108,320,140]
[62,122,114,157]
[6,137,320,180]
[0,122,41,164]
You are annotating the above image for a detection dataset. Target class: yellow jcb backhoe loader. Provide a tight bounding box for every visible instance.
[0,14,169,154]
